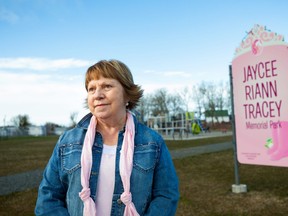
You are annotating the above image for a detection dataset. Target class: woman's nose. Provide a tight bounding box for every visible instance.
[93,88,104,100]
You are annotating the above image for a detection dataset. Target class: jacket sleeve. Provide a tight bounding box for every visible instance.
[34,138,70,216]
[145,139,179,216]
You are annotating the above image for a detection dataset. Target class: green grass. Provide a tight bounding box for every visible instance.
[174,150,288,216]
[165,135,232,150]
[0,136,58,176]
[1,135,288,215]
[0,188,37,216]
[0,135,232,176]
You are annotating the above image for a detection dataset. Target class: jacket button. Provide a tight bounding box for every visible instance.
[117,199,122,204]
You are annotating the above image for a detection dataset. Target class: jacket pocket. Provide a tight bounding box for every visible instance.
[60,144,82,174]
[133,143,159,173]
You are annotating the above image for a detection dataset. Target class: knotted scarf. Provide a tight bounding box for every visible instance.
[79,112,139,216]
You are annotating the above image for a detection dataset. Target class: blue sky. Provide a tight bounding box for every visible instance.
[1,0,288,126]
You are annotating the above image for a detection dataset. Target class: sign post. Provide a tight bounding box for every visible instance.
[229,65,247,193]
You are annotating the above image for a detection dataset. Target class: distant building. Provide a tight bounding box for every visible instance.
[54,126,67,136]
[0,126,26,137]
[27,125,46,136]
[0,124,67,137]
[205,110,230,123]
[45,123,68,136]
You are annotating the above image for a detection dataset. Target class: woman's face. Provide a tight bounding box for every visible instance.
[87,76,127,121]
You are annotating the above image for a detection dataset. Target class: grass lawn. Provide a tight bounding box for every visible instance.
[0,136,58,176]
[174,150,288,215]
[1,135,288,215]
[165,135,232,150]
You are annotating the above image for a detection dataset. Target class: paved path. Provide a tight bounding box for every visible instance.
[0,141,233,196]
[0,169,43,196]
[170,142,233,159]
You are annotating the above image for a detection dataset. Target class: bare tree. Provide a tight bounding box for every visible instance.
[192,85,203,119]
[192,82,207,119]
[150,88,169,116]
[178,86,193,112]
[70,112,78,128]
[135,94,152,123]
[45,122,56,135]
[167,92,184,117]
[12,114,31,128]
[138,81,231,125]
[215,81,226,111]
[225,81,232,115]
[204,82,218,124]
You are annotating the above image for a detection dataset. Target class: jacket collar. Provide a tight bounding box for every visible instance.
[76,112,139,134]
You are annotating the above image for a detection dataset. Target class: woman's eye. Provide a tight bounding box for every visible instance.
[88,87,95,93]
[104,85,112,90]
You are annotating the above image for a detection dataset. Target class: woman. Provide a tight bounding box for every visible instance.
[35,59,179,216]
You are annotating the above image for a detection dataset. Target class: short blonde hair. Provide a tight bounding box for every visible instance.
[85,59,143,110]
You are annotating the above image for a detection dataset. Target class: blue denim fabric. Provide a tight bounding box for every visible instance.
[35,113,179,216]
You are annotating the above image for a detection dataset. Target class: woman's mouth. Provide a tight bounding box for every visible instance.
[95,103,107,108]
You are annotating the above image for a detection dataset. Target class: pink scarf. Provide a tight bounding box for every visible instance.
[79,112,139,216]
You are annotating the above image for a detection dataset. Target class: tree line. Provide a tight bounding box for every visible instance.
[8,80,230,129]
[135,80,231,124]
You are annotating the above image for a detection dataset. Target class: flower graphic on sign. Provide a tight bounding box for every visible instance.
[234,24,285,58]
[265,138,273,149]
[251,39,263,55]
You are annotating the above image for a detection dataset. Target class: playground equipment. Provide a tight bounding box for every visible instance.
[147,112,209,139]
[192,119,210,134]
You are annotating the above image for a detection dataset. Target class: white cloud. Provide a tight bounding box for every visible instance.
[163,71,192,78]
[0,7,19,23]
[0,58,222,126]
[0,57,93,126]
[0,57,92,70]
[135,69,197,95]
[0,71,88,126]
[143,70,155,74]
[142,70,192,78]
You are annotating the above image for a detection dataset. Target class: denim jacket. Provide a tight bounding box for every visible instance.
[35,113,179,216]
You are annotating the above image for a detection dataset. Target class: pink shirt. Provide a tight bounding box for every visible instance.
[95,144,117,216]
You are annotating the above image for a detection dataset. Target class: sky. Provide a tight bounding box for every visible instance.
[1,0,288,127]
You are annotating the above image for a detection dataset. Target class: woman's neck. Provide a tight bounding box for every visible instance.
[96,112,127,146]
[97,112,127,131]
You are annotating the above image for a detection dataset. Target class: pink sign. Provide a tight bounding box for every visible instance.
[232,25,288,167]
